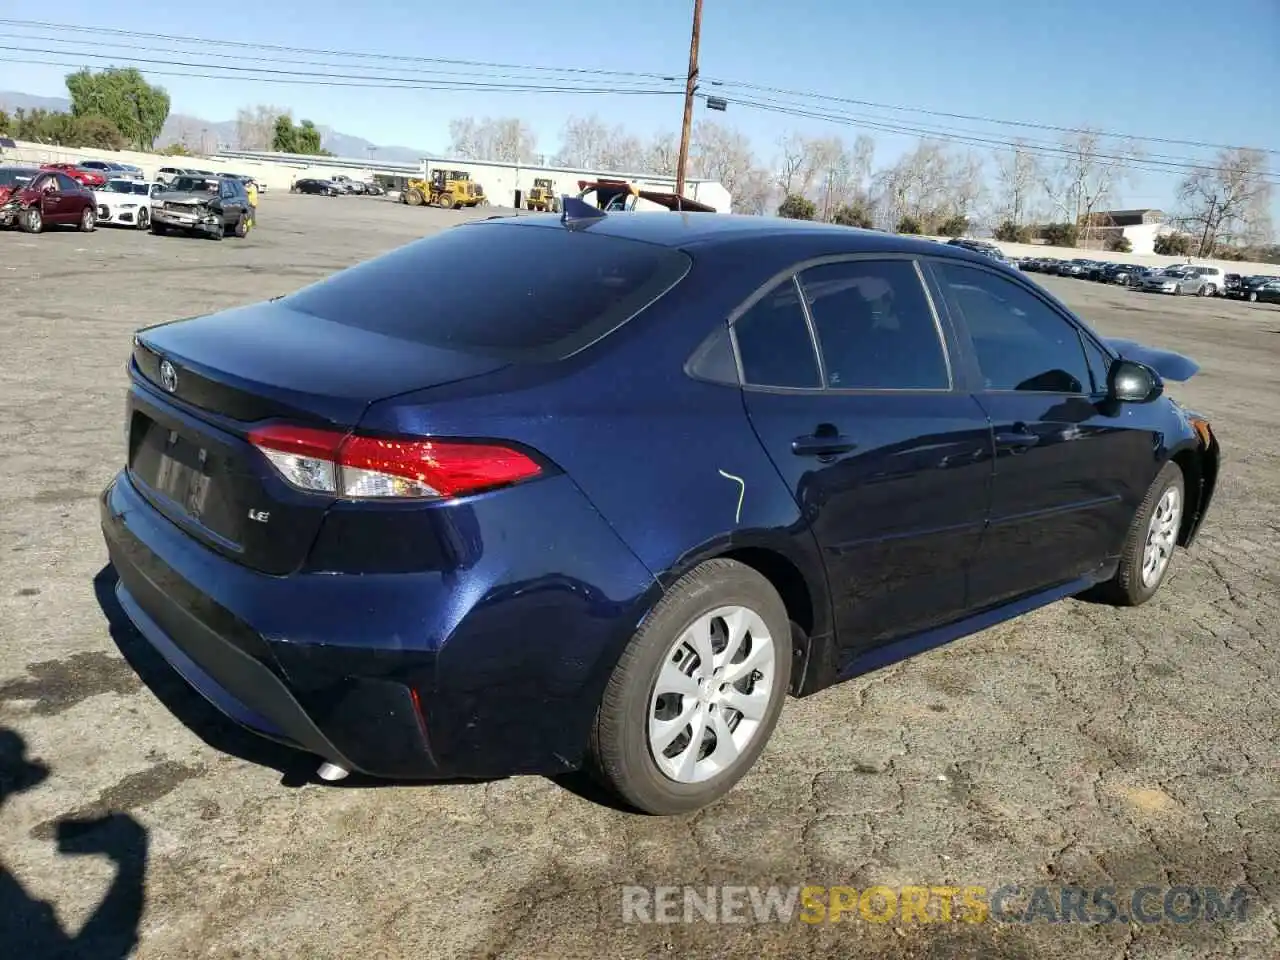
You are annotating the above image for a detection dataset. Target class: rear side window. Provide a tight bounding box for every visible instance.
[732,278,821,388]
[797,260,950,390]
[283,223,691,362]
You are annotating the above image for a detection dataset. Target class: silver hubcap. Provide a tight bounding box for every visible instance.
[647,605,776,784]
[1142,487,1181,587]
[29,210,40,228]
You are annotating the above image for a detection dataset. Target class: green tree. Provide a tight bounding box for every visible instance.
[1040,222,1079,247]
[65,67,169,149]
[0,108,11,135]
[1153,232,1193,256]
[1107,234,1133,253]
[993,220,1031,243]
[777,193,816,220]
[896,214,923,235]
[295,119,323,154]
[831,201,874,228]
[936,213,969,237]
[158,142,193,156]
[272,115,296,152]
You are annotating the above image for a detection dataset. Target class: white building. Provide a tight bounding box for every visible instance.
[419,157,732,213]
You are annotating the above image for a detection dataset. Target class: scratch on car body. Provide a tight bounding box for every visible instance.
[718,469,746,525]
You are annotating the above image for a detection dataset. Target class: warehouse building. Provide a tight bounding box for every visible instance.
[1078,208,1171,255]
[414,157,732,213]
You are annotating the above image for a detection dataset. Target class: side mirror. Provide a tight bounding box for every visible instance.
[1108,358,1163,403]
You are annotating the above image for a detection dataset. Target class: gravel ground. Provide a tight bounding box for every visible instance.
[1,194,1277,960]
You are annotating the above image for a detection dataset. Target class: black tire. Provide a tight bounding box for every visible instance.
[78,206,96,232]
[137,208,150,231]
[151,222,167,236]
[1091,461,1185,607]
[234,214,249,238]
[589,558,791,815]
[1249,292,1258,302]
[21,207,43,234]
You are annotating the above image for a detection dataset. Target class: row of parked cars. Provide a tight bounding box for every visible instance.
[291,175,385,197]
[1019,256,1280,303]
[1,164,256,239]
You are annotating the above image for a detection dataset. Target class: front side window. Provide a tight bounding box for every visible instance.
[797,259,949,390]
[732,278,821,389]
[55,173,80,192]
[933,261,1091,394]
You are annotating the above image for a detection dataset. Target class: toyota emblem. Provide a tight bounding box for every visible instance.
[159,359,178,393]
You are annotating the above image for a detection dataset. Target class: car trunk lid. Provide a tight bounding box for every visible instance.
[127,300,509,574]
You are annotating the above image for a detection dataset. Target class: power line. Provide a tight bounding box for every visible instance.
[719,94,1280,185]
[706,77,1280,157]
[0,18,677,81]
[0,31,675,85]
[0,55,682,96]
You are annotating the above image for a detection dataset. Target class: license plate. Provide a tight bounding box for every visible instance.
[150,432,213,519]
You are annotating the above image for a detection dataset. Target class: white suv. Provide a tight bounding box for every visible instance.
[1188,265,1226,296]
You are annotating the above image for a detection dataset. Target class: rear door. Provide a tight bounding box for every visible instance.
[736,256,994,664]
[927,259,1156,606]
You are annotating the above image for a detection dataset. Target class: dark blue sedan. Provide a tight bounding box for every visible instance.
[101,205,1220,814]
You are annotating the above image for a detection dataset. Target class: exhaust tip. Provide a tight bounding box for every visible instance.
[316,761,349,782]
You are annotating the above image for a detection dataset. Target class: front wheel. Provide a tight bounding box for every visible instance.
[234,214,250,238]
[1091,462,1185,607]
[136,208,150,231]
[78,206,96,232]
[589,558,791,815]
[21,207,43,234]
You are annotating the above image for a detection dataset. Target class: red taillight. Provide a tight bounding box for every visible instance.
[248,424,542,500]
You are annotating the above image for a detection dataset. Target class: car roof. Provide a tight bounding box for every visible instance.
[495,211,996,261]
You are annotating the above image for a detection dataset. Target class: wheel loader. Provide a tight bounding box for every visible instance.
[525,178,559,212]
[400,169,487,209]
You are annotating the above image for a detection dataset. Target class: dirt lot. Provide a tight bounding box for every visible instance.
[1,194,1277,959]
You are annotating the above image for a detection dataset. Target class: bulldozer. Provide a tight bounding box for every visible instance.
[400,169,486,209]
[525,178,559,212]
[576,178,715,213]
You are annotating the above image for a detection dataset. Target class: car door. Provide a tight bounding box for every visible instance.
[927,259,1158,608]
[54,174,84,223]
[735,256,994,665]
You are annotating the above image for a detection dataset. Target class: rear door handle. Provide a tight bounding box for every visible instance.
[994,431,1039,451]
[792,434,857,457]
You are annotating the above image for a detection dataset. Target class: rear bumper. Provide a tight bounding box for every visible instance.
[101,469,657,779]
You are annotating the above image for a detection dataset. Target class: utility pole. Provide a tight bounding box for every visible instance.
[674,0,703,200]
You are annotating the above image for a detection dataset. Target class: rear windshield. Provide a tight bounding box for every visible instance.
[282,221,692,361]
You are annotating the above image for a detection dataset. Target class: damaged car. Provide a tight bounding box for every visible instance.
[0,169,96,233]
[150,174,251,240]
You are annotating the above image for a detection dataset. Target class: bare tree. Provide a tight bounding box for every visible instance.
[447,117,537,163]
[1042,131,1139,246]
[774,133,812,196]
[554,115,644,171]
[995,141,1042,226]
[643,132,679,176]
[946,151,988,224]
[236,104,287,151]
[689,121,770,213]
[1175,147,1274,254]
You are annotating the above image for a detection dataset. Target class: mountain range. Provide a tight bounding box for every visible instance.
[0,90,429,163]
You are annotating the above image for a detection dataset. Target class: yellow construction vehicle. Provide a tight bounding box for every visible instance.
[526,178,559,212]
[400,169,486,209]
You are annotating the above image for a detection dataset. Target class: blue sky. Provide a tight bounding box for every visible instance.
[2,0,1277,211]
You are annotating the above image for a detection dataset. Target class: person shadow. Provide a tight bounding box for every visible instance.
[0,727,148,959]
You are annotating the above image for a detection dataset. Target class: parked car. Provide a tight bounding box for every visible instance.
[1252,279,1280,304]
[1230,275,1280,301]
[94,178,162,229]
[79,159,142,181]
[157,166,200,185]
[1107,264,1144,285]
[0,169,96,232]
[0,165,39,203]
[150,174,251,239]
[100,211,1220,814]
[293,178,340,196]
[39,162,105,188]
[363,181,385,196]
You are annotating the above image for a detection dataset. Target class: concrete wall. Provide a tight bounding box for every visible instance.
[932,236,1277,276]
[1,140,383,191]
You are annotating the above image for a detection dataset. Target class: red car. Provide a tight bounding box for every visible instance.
[40,162,106,188]
[0,169,97,233]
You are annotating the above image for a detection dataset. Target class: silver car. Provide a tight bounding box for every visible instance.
[1142,267,1220,296]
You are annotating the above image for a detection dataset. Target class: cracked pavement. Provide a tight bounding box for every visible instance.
[1,197,1277,959]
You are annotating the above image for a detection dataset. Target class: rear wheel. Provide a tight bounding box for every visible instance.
[589,559,791,815]
[21,207,43,233]
[1203,283,1217,296]
[1249,291,1258,302]
[1091,462,1185,607]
